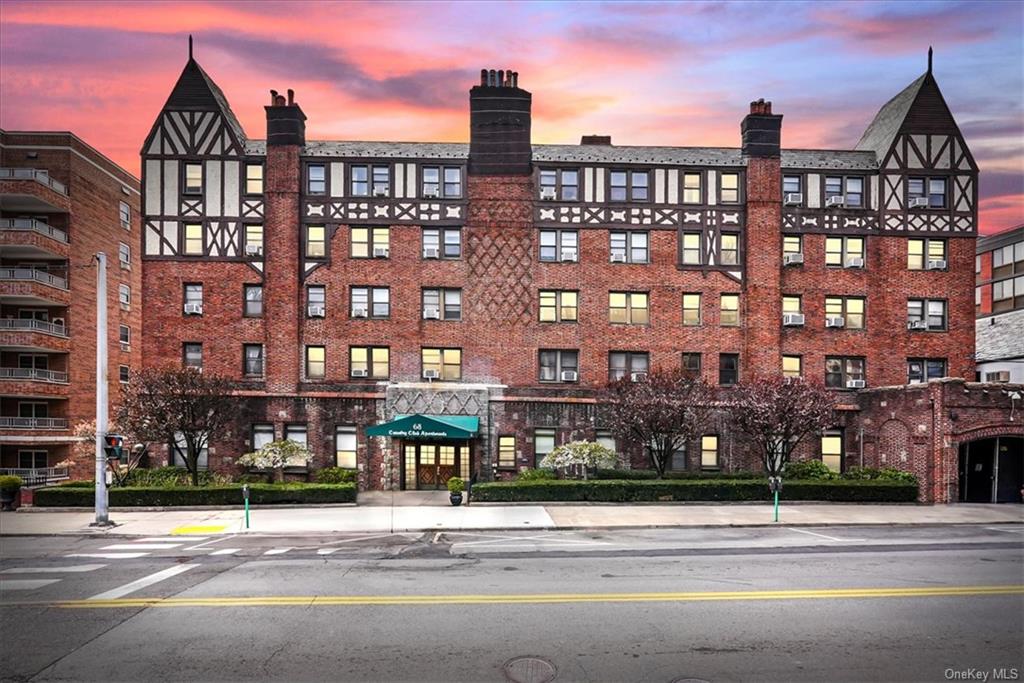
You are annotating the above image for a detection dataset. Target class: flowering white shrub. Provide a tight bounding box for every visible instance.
[539,440,617,479]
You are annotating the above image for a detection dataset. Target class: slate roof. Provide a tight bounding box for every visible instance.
[245,140,877,170]
[976,308,1024,362]
[164,59,247,143]
[855,72,927,160]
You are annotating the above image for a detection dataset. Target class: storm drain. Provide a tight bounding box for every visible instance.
[503,656,557,683]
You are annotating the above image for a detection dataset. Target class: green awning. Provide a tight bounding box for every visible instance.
[365,414,479,440]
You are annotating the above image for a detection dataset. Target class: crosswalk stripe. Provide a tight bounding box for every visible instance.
[87,564,199,601]
[102,543,181,550]
[67,553,149,559]
[263,547,293,555]
[1,564,106,574]
[140,537,208,542]
[209,548,240,556]
[1,579,60,591]
[317,548,341,555]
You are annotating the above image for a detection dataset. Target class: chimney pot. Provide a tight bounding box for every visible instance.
[480,69,487,86]
[270,89,279,105]
[287,89,294,105]
[498,70,504,87]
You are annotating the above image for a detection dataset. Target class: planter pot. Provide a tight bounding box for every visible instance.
[449,492,463,506]
[0,489,18,511]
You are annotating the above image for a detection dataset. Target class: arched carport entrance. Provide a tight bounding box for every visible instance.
[957,433,1023,503]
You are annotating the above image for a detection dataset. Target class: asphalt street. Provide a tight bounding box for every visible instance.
[1,524,1022,682]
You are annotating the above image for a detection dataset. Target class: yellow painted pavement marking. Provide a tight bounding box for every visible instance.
[2,584,1020,610]
[170,525,228,535]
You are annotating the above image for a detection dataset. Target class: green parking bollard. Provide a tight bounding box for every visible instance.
[243,484,250,529]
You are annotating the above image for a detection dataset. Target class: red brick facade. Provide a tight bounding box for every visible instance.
[1,131,141,479]
[138,59,1010,502]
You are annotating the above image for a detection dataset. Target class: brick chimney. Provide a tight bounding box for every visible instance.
[263,88,305,392]
[742,98,784,376]
[741,98,782,158]
[580,135,611,146]
[468,69,532,175]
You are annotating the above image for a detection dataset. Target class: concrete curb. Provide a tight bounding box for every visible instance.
[13,503,357,512]
[1,520,1020,539]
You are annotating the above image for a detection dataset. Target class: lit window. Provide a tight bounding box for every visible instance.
[245,225,263,256]
[609,292,649,325]
[681,232,701,265]
[782,355,802,378]
[720,233,739,266]
[498,436,517,469]
[184,163,203,194]
[783,235,802,256]
[539,290,578,323]
[682,293,702,326]
[720,173,739,203]
[701,435,719,468]
[245,164,264,195]
[825,236,864,268]
[335,427,357,469]
[907,238,947,270]
[821,431,843,472]
[720,294,740,326]
[683,173,702,204]
[184,224,203,255]
[351,227,389,258]
[306,225,326,258]
[422,348,461,380]
[825,296,865,330]
[305,346,326,379]
[349,346,389,379]
[782,295,801,314]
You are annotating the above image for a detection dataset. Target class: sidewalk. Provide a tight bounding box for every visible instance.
[0,503,1019,537]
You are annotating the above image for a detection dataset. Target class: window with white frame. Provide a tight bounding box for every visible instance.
[533,428,556,467]
[335,426,357,468]
[119,242,131,267]
[119,284,130,306]
[119,201,131,229]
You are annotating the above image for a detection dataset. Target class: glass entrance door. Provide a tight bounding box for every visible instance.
[403,442,471,490]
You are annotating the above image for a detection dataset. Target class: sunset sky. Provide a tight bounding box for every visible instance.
[1,0,1020,233]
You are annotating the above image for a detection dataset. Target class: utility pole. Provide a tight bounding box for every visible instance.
[92,252,111,526]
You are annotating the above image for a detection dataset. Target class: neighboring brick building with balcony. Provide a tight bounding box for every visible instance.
[975,224,1024,384]
[139,51,1018,502]
[0,130,141,483]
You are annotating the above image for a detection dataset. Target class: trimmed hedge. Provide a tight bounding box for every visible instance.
[592,469,763,481]
[471,479,917,503]
[33,483,356,507]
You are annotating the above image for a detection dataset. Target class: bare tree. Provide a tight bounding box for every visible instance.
[605,369,714,478]
[729,375,836,478]
[117,368,234,486]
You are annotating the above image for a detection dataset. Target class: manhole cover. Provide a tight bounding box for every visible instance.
[503,656,557,683]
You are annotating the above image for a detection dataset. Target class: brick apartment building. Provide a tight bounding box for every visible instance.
[975,224,1024,383]
[139,49,1021,502]
[0,131,141,482]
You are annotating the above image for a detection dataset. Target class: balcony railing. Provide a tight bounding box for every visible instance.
[0,218,68,243]
[0,168,68,195]
[0,467,69,486]
[0,318,68,337]
[0,267,68,290]
[0,416,67,429]
[0,367,68,383]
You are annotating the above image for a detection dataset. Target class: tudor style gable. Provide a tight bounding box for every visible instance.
[857,62,978,235]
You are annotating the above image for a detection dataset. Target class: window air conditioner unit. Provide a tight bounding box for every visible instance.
[846,257,865,268]
[183,303,203,315]
[423,307,441,320]
[373,187,389,198]
[352,307,368,318]
[245,244,263,256]
[825,195,845,207]
[351,368,368,378]
[986,371,1011,383]
[560,370,578,382]
[783,253,804,266]
[784,193,803,206]
[630,372,647,382]
[540,187,557,201]
[561,249,578,262]
[423,247,440,259]
[927,259,947,270]
[825,316,845,328]
[422,190,439,199]
[423,369,440,380]
[308,305,325,318]
[907,319,927,330]
[782,313,805,326]
[610,253,627,263]
[846,379,866,389]
[373,247,390,258]
[909,197,929,208]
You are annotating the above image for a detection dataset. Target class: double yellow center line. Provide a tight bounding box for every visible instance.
[8,584,1020,609]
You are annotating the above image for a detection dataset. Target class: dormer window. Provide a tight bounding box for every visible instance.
[307,165,326,194]
[609,170,648,202]
[539,169,578,201]
[720,173,740,203]
[422,167,462,198]
[783,175,802,205]
[246,164,264,195]
[682,173,702,204]
[372,165,390,197]
[350,165,368,196]
[825,176,863,208]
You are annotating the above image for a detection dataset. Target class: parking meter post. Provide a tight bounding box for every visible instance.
[242,485,250,529]
[773,489,779,523]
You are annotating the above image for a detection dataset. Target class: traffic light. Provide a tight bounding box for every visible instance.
[103,434,125,463]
